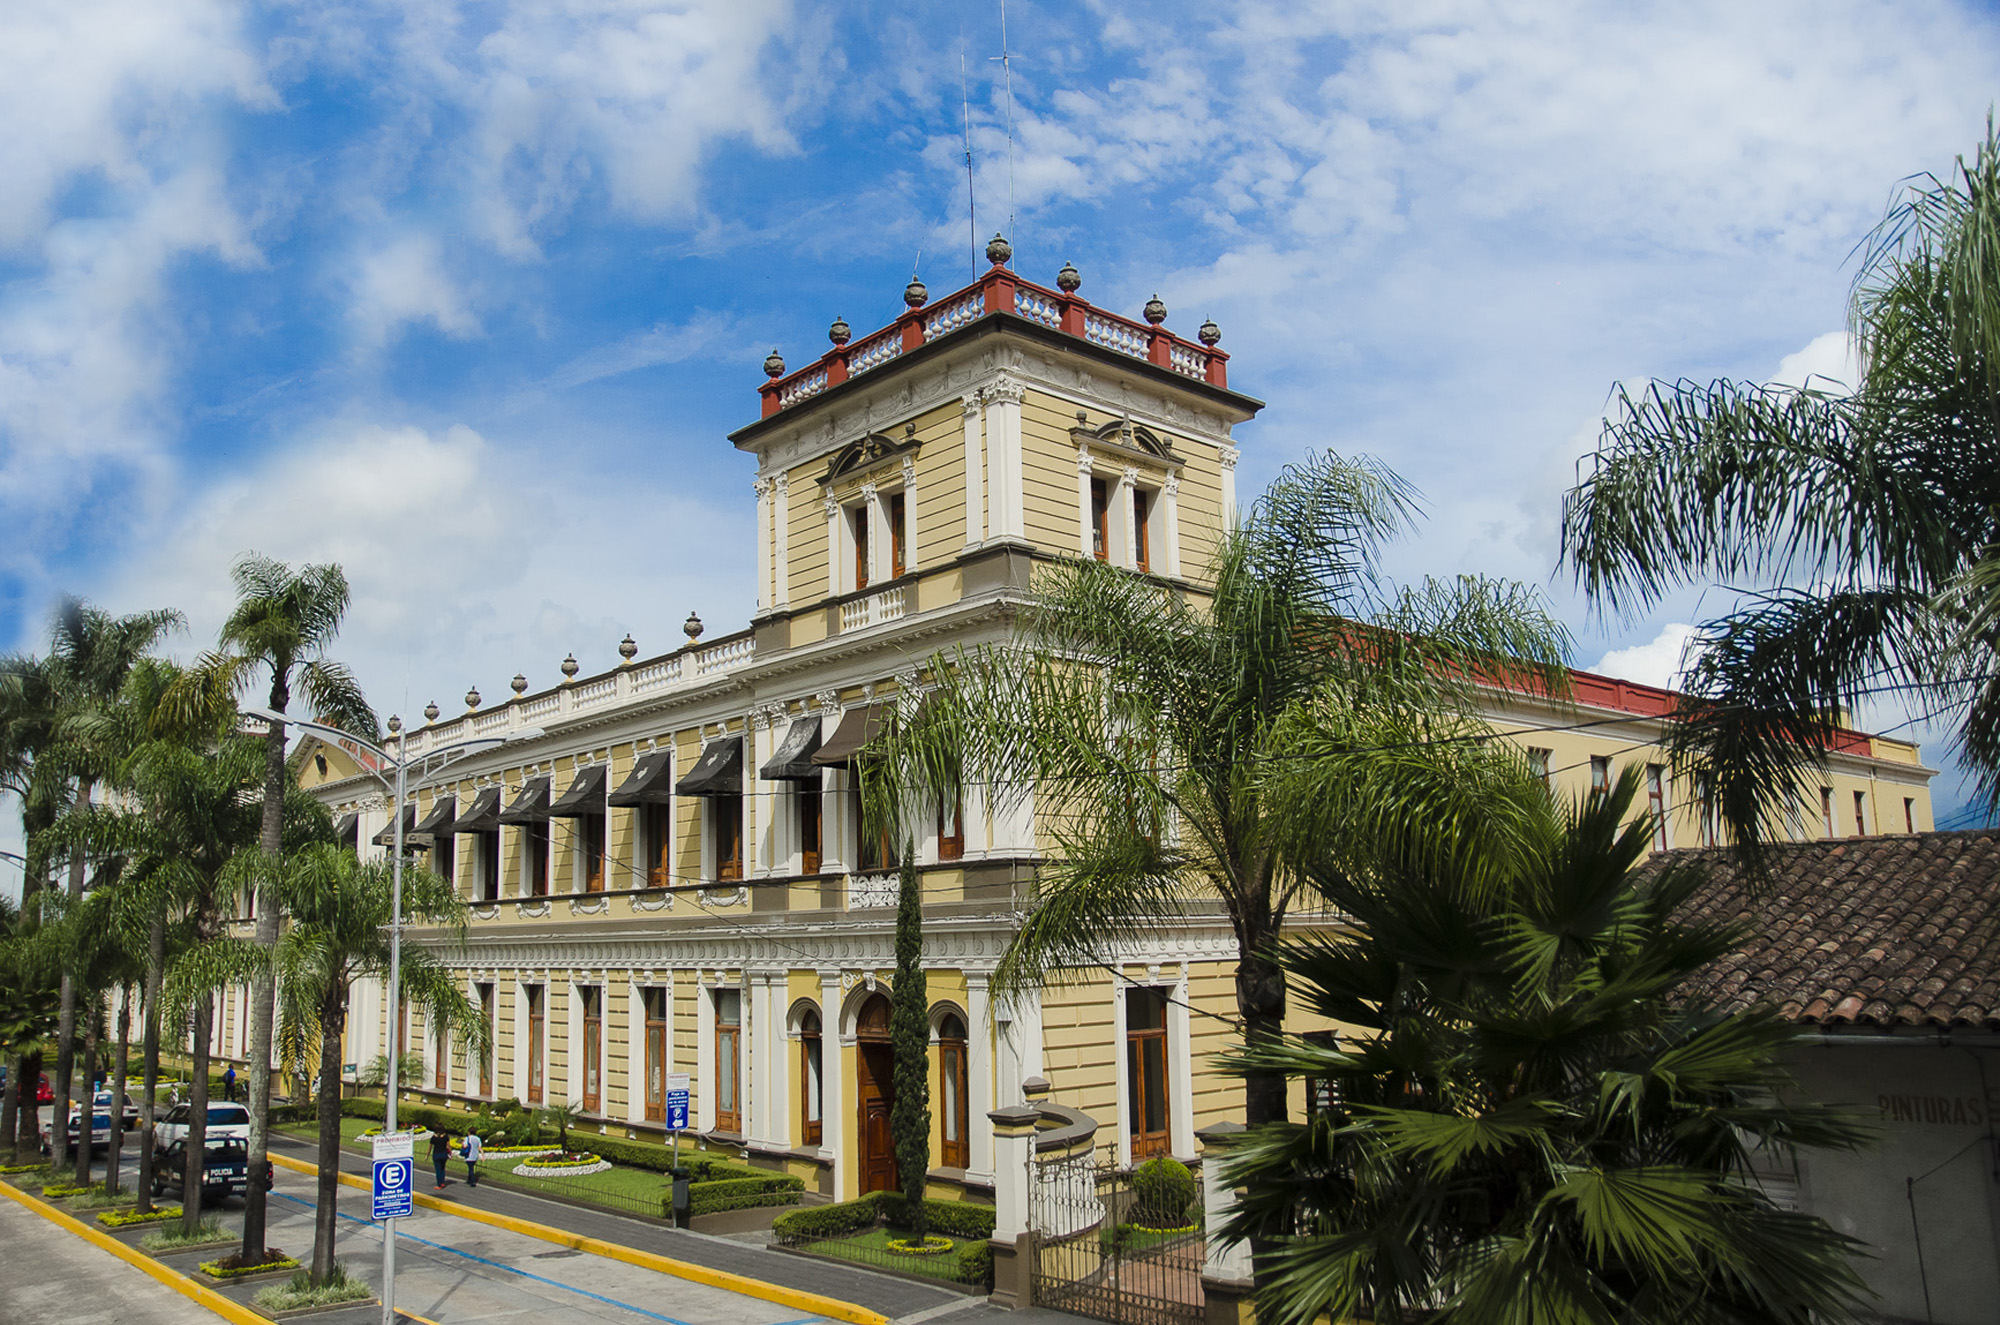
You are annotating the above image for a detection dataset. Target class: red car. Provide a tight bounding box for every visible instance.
[35,1074,51,1105]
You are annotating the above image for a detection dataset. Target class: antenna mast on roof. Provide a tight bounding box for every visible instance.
[960,49,978,278]
[996,0,1017,238]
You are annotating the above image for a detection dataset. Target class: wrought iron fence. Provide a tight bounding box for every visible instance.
[771,1196,993,1289]
[1031,1156,1206,1325]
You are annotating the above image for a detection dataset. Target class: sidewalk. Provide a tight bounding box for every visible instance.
[0,1194,221,1325]
[268,1130,973,1322]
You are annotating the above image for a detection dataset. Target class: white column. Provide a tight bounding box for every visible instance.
[821,971,847,1198]
[962,394,984,548]
[565,980,585,1106]
[751,714,773,877]
[1169,967,1194,1158]
[1119,466,1139,568]
[748,973,773,1146]
[754,476,772,612]
[773,473,791,608]
[899,457,919,574]
[770,989,793,1149]
[987,377,1025,539]
[695,977,715,1133]
[1199,1124,1253,1282]
[1163,472,1182,578]
[1075,448,1094,555]
[625,977,646,1125]
[1219,444,1240,529]
[511,980,529,1101]
[967,973,995,1180]
[861,481,885,584]
[1112,980,1131,1167]
[824,495,841,597]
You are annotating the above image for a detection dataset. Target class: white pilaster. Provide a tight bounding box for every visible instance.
[625,977,646,1125]
[1168,967,1194,1158]
[862,481,885,584]
[1119,466,1139,567]
[820,971,846,1198]
[967,974,995,1180]
[773,472,791,608]
[511,980,529,1101]
[961,394,984,548]
[754,476,772,613]
[824,495,841,598]
[1163,472,1182,578]
[1076,447,1095,555]
[1113,980,1131,1167]
[987,377,1025,539]
[1219,444,1240,529]
[565,980,585,1107]
[747,974,771,1146]
[751,711,774,877]
[695,977,715,1133]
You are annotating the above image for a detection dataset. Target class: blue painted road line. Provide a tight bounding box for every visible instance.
[269,1189,700,1325]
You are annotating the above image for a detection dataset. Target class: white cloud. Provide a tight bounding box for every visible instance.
[347,234,483,347]
[1771,330,1856,391]
[1589,622,1699,690]
[96,420,753,722]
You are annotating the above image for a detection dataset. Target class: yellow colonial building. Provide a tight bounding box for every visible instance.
[252,251,1936,1207]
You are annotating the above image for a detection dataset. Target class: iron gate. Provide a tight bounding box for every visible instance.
[1030,1152,1205,1325]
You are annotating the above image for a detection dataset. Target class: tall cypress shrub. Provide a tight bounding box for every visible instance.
[889,845,931,1237]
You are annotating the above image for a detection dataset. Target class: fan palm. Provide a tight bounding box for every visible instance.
[2,599,180,1178]
[271,844,485,1284]
[1220,767,1873,1325]
[1561,123,2000,851]
[169,555,375,1258]
[872,452,1569,1127]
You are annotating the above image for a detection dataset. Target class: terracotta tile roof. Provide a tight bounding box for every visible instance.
[1654,829,2000,1032]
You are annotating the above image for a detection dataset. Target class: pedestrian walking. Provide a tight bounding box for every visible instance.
[430,1129,452,1190]
[223,1066,236,1102]
[462,1130,482,1188]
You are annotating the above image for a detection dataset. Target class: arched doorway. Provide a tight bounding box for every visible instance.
[855,994,897,1194]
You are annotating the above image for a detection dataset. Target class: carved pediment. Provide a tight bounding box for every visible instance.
[820,431,920,486]
[1070,416,1180,466]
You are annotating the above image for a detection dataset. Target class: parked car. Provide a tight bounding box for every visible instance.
[155,1101,250,1148]
[87,1089,141,1128]
[151,1137,270,1205]
[40,1105,113,1157]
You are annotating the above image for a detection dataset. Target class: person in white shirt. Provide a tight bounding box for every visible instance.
[462,1130,482,1188]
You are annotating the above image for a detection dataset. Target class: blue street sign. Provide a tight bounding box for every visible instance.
[372,1156,413,1220]
[665,1092,689,1132]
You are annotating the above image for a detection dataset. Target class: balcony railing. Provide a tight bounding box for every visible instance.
[839,584,907,634]
[758,263,1230,418]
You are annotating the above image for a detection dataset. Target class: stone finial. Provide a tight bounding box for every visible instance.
[463,687,480,710]
[684,611,705,642]
[619,634,638,662]
[1198,318,1221,346]
[762,348,786,379]
[511,673,528,695]
[904,276,929,309]
[985,233,1013,266]
[1056,261,1081,293]
[829,316,851,346]
[1143,294,1167,325]
[387,714,402,735]
[560,653,579,680]
[423,700,440,724]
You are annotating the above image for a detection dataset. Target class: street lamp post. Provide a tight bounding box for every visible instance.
[244,707,540,1325]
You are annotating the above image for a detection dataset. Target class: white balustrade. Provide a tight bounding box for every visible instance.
[1169,343,1207,378]
[694,635,755,676]
[632,659,675,693]
[778,368,828,407]
[473,710,511,735]
[523,694,559,718]
[838,584,907,633]
[848,332,902,376]
[1083,311,1148,359]
[573,677,616,706]
[924,292,984,341]
[1014,286,1061,328]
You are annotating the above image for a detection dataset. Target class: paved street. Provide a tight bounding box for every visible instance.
[0,1194,219,1325]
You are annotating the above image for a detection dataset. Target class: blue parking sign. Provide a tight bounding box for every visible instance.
[664,1072,690,1132]
[372,1157,413,1220]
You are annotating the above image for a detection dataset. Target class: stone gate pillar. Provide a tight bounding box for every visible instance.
[987,1103,1040,1308]
[1197,1121,1254,1325]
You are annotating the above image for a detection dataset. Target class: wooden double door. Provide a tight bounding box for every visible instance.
[857,995,898,1195]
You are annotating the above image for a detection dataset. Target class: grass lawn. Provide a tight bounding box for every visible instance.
[801,1227,982,1285]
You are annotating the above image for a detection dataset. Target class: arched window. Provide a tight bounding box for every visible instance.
[938,1012,968,1170]
[800,1010,823,1146]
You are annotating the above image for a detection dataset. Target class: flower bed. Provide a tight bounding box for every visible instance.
[356,1125,431,1142]
[0,1163,47,1175]
[199,1252,300,1281]
[42,1183,95,1198]
[885,1235,954,1256]
[99,1205,183,1228]
[511,1150,609,1178]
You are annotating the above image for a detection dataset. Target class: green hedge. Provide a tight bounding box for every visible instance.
[772,1191,995,1241]
[684,1174,805,1218]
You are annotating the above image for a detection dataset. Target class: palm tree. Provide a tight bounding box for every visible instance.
[271,844,485,1284]
[1220,768,1874,1325]
[0,898,59,1163]
[1561,124,2000,850]
[874,453,1570,1128]
[2,600,180,1178]
[172,555,375,1259]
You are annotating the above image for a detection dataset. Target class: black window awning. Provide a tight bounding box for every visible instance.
[608,751,675,807]
[812,704,889,768]
[498,777,552,825]
[550,765,608,818]
[761,716,824,781]
[334,813,359,846]
[453,787,502,834]
[413,796,457,838]
[372,804,426,847]
[675,738,743,797]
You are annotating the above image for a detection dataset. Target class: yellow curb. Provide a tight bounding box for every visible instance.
[270,1151,888,1325]
[0,1179,267,1325]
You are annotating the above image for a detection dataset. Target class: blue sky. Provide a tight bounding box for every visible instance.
[5,0,2000,887]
